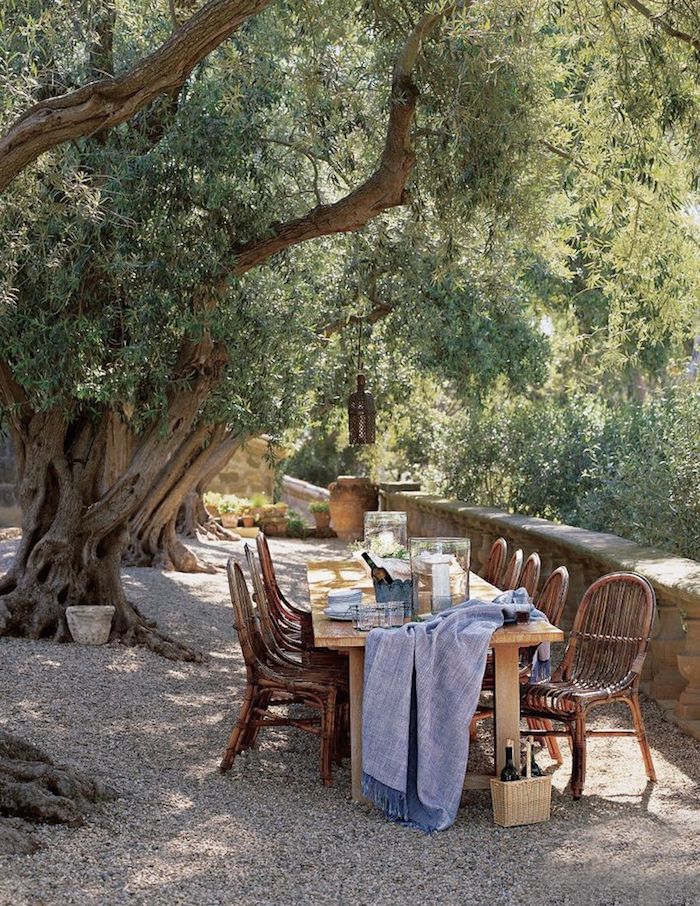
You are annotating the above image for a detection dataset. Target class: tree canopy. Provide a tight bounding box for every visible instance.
[0,0,699,647]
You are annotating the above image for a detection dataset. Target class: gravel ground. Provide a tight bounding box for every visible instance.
[0,535,698,906]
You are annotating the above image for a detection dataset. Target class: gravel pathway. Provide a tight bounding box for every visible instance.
[0,536,698,906]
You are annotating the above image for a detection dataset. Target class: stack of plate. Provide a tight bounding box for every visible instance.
[324,588,363,621]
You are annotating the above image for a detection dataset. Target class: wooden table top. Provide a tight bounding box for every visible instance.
[307,559,564,650]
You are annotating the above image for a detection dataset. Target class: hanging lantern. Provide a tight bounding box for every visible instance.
[347,319,376,445]
[348,373,376,445]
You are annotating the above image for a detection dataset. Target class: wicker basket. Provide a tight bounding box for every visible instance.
[490,776,552,827]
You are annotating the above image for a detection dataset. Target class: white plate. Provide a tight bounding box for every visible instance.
[323,608,355,621]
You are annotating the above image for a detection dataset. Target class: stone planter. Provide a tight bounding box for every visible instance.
[328,476,378,542]
[261,518,288,537]
[65,605,115,646]
[220,513,239,528]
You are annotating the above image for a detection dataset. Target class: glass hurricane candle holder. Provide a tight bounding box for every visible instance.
[409,538,471,617]
[363,511,408,558]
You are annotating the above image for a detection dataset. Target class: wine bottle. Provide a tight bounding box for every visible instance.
[362,551,394,585]
[500,739,520,782]
[522,749,543,778]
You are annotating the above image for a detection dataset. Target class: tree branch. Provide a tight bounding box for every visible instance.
[621,0,700,52]
[0,0,272,192]
[229,4,465,276]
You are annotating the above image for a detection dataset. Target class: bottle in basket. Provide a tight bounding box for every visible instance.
[500,739,520,782]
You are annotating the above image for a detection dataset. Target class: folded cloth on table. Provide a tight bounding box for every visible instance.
[362,589,545,833]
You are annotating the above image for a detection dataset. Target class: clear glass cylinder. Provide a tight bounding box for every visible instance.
[409,538,471,617]
[363,511,408,557]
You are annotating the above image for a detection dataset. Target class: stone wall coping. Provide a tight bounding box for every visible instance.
[386,490,700,604]
[281,475,330,499]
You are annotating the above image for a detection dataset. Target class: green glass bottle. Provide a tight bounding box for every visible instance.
[522,748,543,778]
[500,739,520,782]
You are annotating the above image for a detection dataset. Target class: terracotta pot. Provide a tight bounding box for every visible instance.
[313,511,331,531]
[328,476,378,542]
[241,515,255,528]
[220,513,239,528]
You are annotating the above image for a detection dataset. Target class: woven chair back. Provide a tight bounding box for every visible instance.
[256,531,283,599]
[563,572,656,688]
[256,531,299,622]
[244,544,278,646]
[520,552,541,598]
[502,548,524,590]
[535,566,569,627]
[226,558,269,672]
[483,538,507,586]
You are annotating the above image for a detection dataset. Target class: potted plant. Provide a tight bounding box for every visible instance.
[240,507,256,529]
[309,499,331,531]
[218,495,250,528]
[203,492,223,518]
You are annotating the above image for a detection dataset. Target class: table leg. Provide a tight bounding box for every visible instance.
[493,644,522,775]
[348,647,367,803]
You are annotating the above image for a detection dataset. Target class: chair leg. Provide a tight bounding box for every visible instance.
[570,714,586,799]
[530,717,564,764]
[628,695,657,782]
[320,692,337,787]
[245,689,272,749]
[220,683,257,772]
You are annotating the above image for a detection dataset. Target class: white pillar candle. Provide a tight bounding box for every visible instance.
[432,560,451,610]
[377,530,395,549]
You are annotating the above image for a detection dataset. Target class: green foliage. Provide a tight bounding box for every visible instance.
[285,511,307,538]
[2,0,700,484]
[434,383,700,560]
[308,500,329,514]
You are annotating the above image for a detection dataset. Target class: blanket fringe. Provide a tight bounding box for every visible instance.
[530,653,551,683]
[362,773,437,834]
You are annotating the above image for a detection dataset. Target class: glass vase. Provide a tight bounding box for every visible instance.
[363,511,408,558]
[409,538,471,617]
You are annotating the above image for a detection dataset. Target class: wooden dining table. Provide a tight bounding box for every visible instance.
[306,559,564,802]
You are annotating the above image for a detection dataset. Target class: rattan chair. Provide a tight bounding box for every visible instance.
[482,538,507,586]
[521,572,657,798]
[244,543,346,671]
[524,565,570,763]
[501,548,524,591]
[520,552,541,598]
[220,560,338,786]
[469,566,570,749]
[257,532,315,648]
[255,534,347,672]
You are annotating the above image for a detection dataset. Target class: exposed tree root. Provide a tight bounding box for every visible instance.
[0,731,116,854]
[114,601,202,663]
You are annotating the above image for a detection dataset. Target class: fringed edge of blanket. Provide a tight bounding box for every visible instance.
[530,648,551,684]
[361,773,437,834]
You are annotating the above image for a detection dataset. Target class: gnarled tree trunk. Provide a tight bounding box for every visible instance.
[0,410,193,659]
[125,426,243,573]
[177,428,245,540]
[0,730,114,854]
[0,337,227,659]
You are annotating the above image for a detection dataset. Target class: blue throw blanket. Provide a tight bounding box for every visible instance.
[362,589,546,832]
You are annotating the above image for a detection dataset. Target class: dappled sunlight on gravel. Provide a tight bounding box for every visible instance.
[0,535,698,905]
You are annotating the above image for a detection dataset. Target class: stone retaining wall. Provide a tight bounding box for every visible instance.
[379,482,700,741]
[281,475,329,523]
